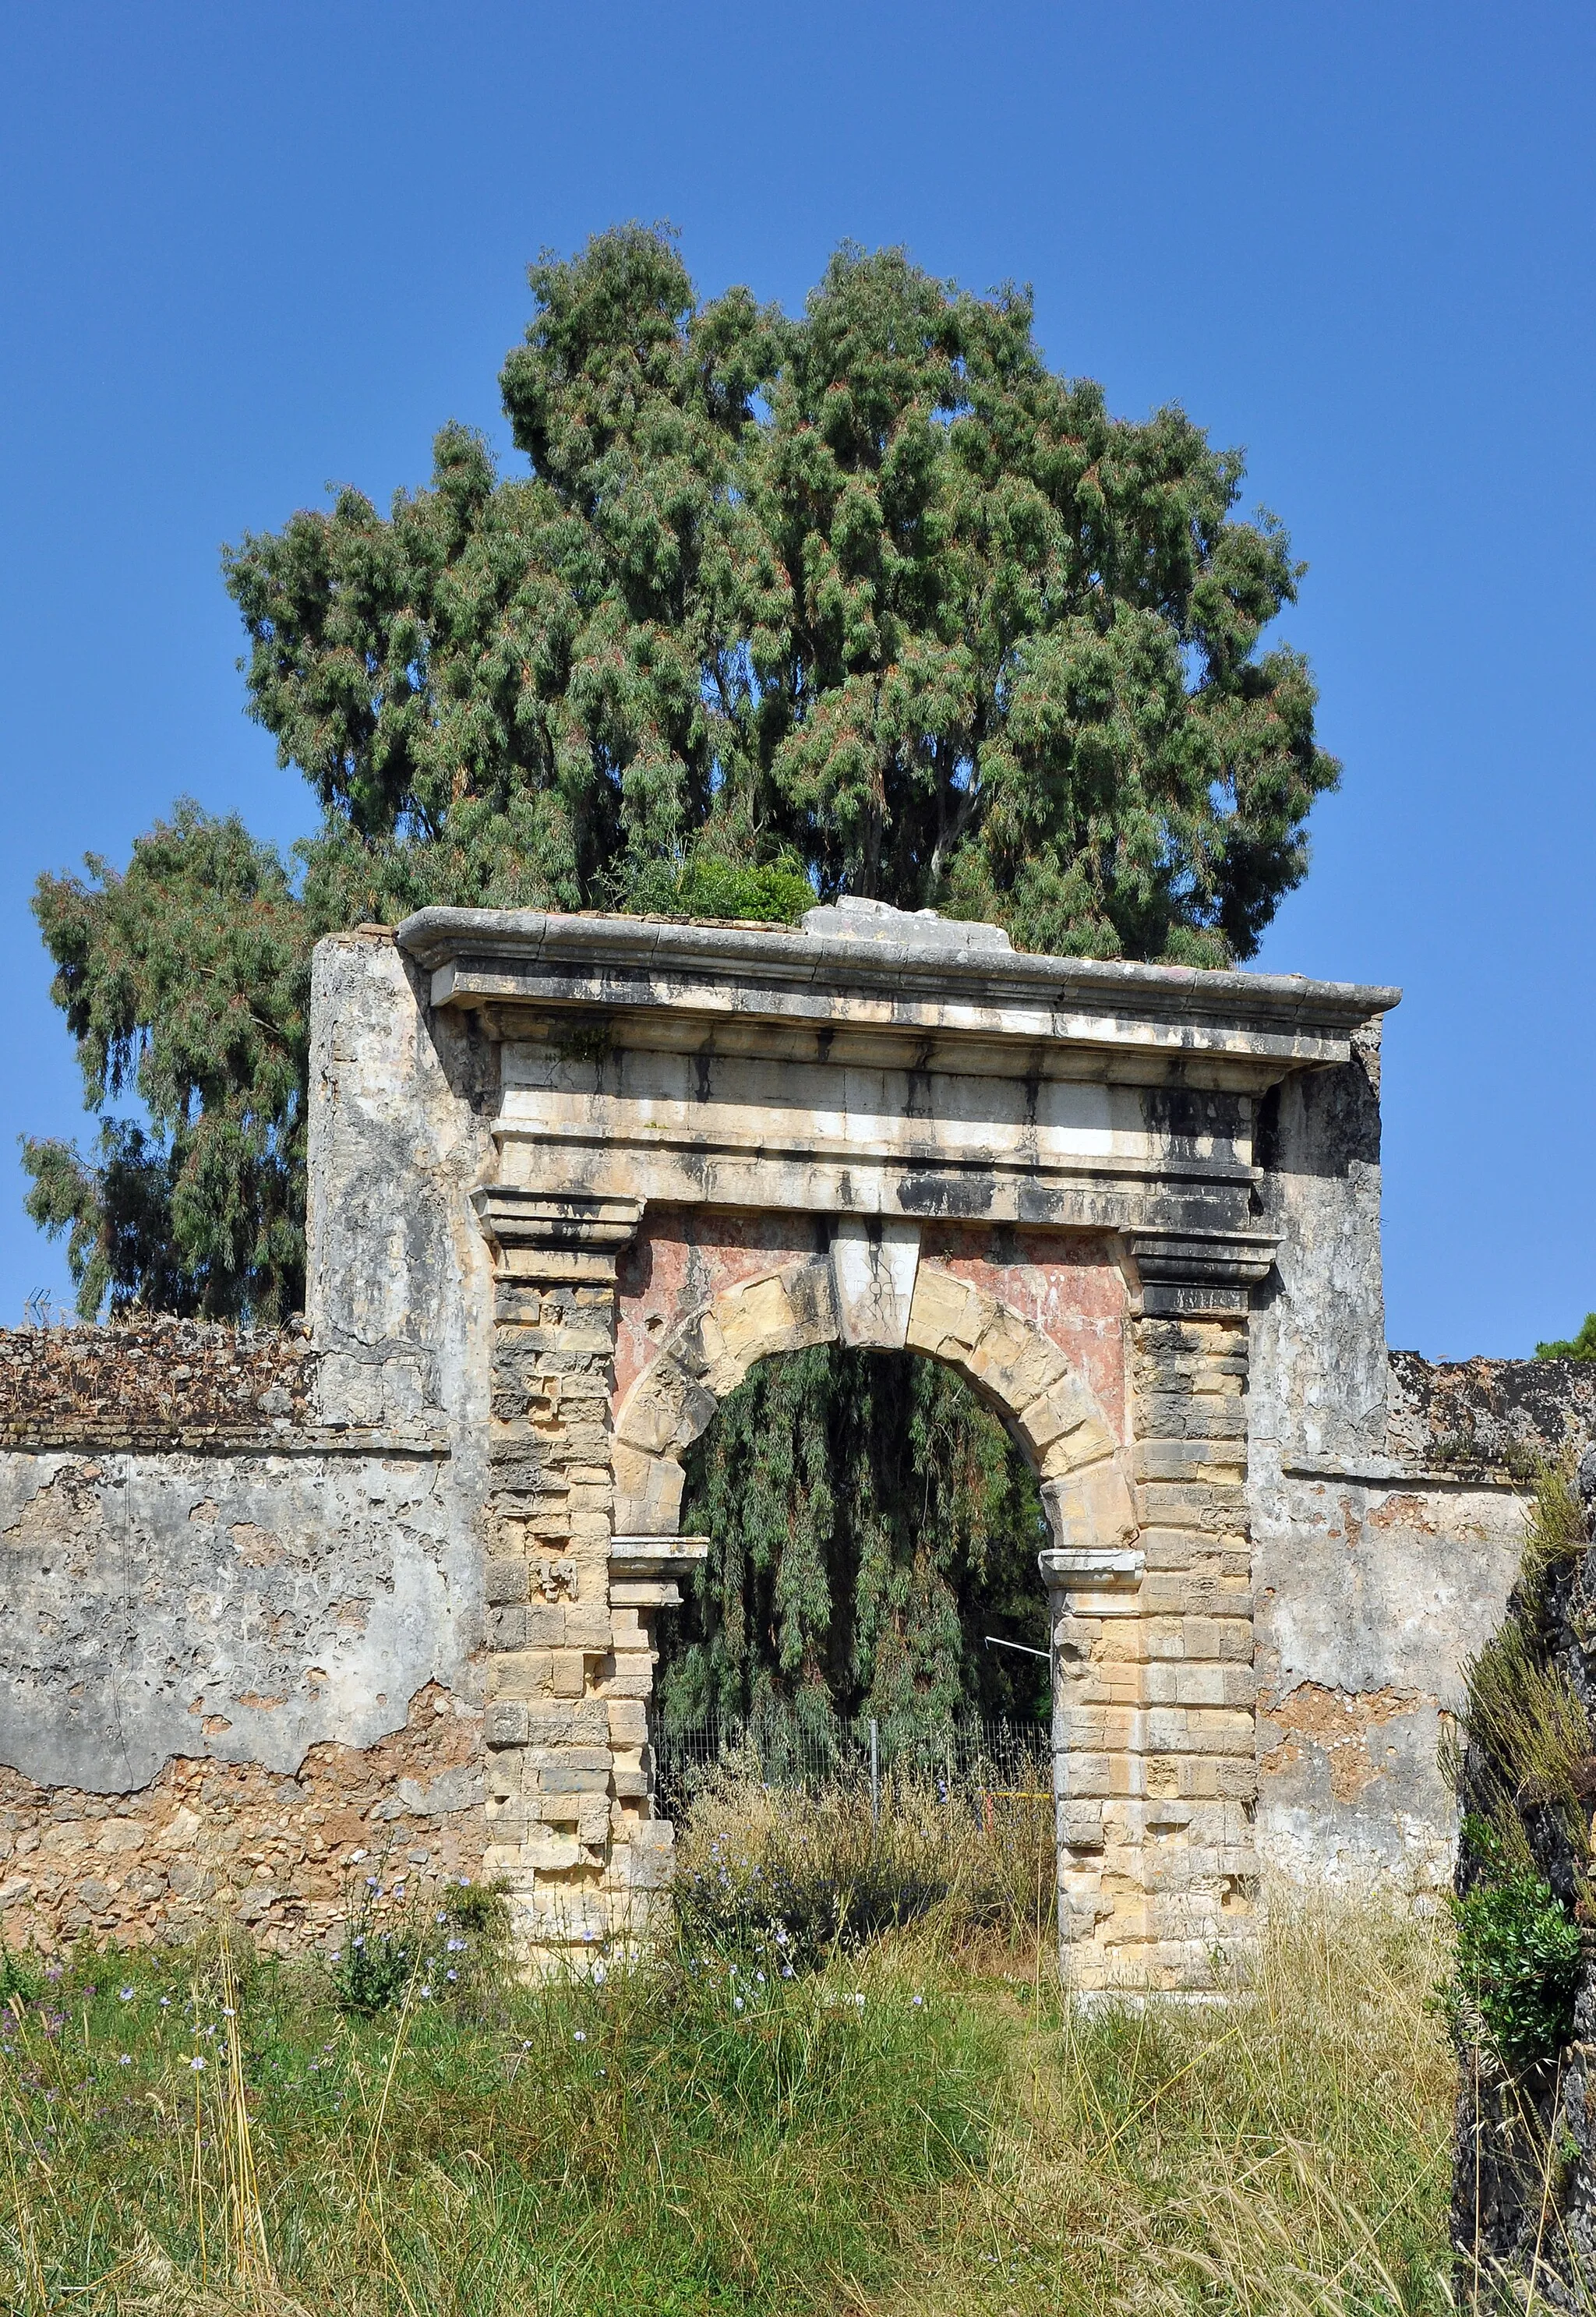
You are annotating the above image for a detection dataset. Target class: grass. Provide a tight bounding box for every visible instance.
[0,1813,1461,2315]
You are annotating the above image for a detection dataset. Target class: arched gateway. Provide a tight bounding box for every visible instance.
[387,895,1397,1990]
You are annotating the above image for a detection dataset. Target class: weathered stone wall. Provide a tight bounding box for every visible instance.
[0,931,496,1955]
[1253,1469,1527,1888]
[0,1684,484,1953]
[5,903,1576,1978]
[1388,1346,1596,1472]
[1251,1324,1596,1892]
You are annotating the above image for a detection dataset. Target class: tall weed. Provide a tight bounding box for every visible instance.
[675,1754,1057,1970]
[0,1876,1454,2315]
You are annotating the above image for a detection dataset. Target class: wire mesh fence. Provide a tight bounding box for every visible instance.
[654,1707,1054,1824]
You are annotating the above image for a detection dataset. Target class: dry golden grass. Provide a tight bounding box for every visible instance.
[870,1884,1459,2317]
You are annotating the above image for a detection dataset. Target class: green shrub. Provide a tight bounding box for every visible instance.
[622,853,814,925]
[1451,1820,1583,2072]
[0,1946,44,2004]
[328,1871,507,2017]
[1536,1312,1596,1362]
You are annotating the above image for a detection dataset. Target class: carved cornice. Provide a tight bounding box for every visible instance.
[471,1188,644,1281]
[1126,1226,1278,1318]
[398,906,1400,1086]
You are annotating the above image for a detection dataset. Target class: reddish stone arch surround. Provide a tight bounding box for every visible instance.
[605,1211,1252,1991]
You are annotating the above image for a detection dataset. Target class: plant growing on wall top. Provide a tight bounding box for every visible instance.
[1536,1312,1596,1362]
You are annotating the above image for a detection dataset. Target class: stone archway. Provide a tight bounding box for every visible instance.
[608,1232,1146,1980]
[394,897,1379,1988]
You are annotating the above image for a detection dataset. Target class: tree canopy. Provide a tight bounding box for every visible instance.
[222,224,1334,961]
[23,225,1337,1722]
[1536,1314,1596,1362]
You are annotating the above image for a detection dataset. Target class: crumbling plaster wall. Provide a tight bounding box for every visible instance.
[1247,1021,1588,1890]
[1253,1471,1526,1887]
[2,917,1590,1955]
[0,936,502,1951]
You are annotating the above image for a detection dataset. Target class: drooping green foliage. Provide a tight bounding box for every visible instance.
[23,803,313,1319]
[659,1345,1049,1732]
[1537,1312,1596,1362]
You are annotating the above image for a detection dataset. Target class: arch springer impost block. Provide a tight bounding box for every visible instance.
[1038,1546,1146,1588]
[1125,1226,1278,1318]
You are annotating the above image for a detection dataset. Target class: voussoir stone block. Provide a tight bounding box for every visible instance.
[904,1267,990,1359]
[1016,1375,1103,1464]
[1043,1457,1139,1552]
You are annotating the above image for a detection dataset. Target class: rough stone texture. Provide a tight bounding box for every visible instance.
[0,1682,484,1954]
[0,1317,317,1448]
[1389,1347,1596,1472]
[800,894,1014,952]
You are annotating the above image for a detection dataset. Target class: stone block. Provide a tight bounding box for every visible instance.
[486,1556,530,1606]
[490,1651,556,1701]
[531,1763,610,1796]
[715,1273,799,1365]
[905,1266,987,1358]
[1057,1803,1104,1852]
[549,1650,587,1701]
[519,1833,582,1871]
[570,1698,612,1743]
[561,1609,614,1658]
[1043,1459,1138,1550]
[1040,1416,1119,1481]
[610,1842,673,1891]
[601,1658,655,1700]
[832,1218,920,1348]
[526,1708,579,1746]
[613,1450,686,1538]
[608,1698,648,1747]
[486,1702,529,1750]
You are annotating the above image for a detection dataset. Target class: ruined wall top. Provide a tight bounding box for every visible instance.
[0,1316,316,1451]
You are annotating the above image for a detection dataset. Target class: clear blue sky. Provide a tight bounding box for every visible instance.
[2,0,1591,1358]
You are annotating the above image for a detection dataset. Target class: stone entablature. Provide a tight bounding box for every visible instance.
[1,902,1569,1983]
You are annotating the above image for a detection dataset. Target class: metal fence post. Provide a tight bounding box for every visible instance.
[870,1718,880,1824]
